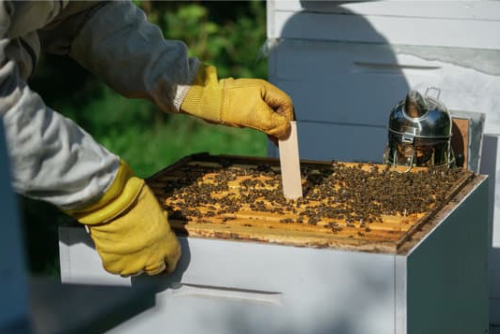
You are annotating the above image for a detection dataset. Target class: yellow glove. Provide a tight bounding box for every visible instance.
[181,64,294,139]
[65,161,181,276]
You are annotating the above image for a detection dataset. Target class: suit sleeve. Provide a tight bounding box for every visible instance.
[0,1,120,210]
[40,1,200,114]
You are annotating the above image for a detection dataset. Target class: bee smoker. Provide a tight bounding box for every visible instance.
[383,89,455,172]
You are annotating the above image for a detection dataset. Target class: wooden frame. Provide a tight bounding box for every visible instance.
[146,153,474,255]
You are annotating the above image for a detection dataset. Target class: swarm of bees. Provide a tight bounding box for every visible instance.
[162,160,470,234]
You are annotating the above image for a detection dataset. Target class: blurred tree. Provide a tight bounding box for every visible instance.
[23,1,269,277]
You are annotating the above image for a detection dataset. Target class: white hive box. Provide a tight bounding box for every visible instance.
[59,155,488,334]
[266,1,500,329]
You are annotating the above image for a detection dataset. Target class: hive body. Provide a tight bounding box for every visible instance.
[59,154,488,334]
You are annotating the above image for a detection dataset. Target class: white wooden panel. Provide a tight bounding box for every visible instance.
[161,238,395,334]
[271,41,444,80]
[406,178,489,333]
[171,238,394,294]
[269,41,411,126]
[395,255,407,334]
[269,10,500,50]
[272,1,500,20]
[60,227,396,334]
[291,121,386,163]
[269,40,500,133]
[59,226,131,287]
[0,123,28,328]
[273,78,405,127]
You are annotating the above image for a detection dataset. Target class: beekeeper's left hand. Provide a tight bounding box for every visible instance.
[66,161,181,277]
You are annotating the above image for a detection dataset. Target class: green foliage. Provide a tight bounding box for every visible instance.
[144,1,267,78]
[24,1,269,276]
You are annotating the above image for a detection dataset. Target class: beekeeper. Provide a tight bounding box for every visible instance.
[0,1,293,276]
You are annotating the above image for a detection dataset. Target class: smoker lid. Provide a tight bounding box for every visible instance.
[388,90,452,139]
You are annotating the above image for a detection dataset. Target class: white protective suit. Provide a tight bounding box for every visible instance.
[0,0,199,209]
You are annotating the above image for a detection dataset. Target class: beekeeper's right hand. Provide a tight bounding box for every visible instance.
[180,64,294,139]
[66,161,181,276]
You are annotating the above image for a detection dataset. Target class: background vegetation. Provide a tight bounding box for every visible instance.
[22,1,268,277]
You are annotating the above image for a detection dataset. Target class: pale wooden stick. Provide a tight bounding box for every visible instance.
[279,121,303,199]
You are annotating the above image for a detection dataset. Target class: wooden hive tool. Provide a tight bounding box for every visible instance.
[279,121,303,199]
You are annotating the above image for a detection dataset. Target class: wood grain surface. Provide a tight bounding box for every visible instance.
[146,153,474,254]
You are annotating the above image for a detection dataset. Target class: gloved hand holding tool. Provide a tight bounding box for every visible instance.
[180,64,294,139]
[181,64,301,199]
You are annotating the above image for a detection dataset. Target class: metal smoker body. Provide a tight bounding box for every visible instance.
[383,90,455,172]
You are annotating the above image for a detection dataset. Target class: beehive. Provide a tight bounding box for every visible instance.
[146,153,474,254]
[59,152,488,334]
